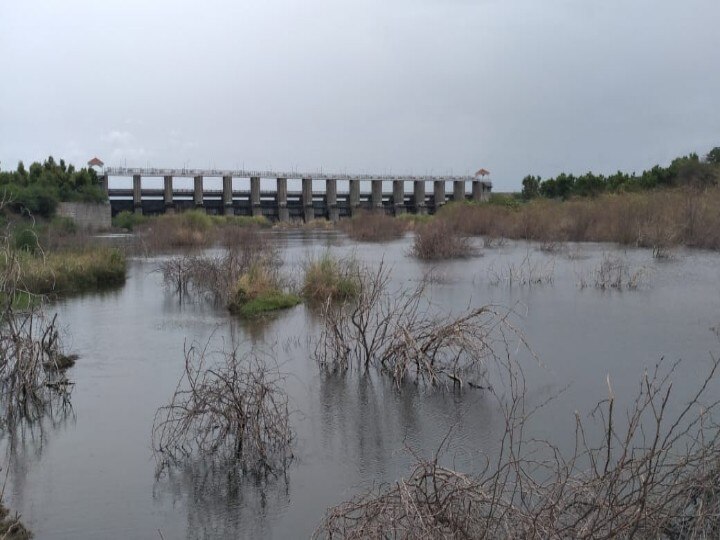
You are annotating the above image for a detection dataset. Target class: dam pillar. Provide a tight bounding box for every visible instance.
[349,179,360,216]
[250,176,262,217]
[276,178,289,222]
[472,180,483,202]
[302,178,314,222]
[193,175,204,208]
[222,175,233,214]
[413,180,426,215]
[453,180,465,203]
[433,180,446,212]
[132,174,142,215]
[100,174,109,197]
[326,178,339,222]
[163,175,174,213]
[393,180,405,215]
[472,180,491,202]
[371,180,383,212]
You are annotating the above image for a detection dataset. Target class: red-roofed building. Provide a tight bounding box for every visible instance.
[87,157,104,168]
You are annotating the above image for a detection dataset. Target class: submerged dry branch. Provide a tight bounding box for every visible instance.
[0,212,74,430]
[315,354,720,539]
[152,343,293,478]
[314,261,525,388]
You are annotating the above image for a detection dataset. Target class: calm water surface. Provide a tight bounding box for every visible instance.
[3,232,720,539]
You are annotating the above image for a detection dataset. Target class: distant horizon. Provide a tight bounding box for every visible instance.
[2,145,715,192]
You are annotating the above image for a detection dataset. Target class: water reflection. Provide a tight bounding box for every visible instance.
[154,459,290,540]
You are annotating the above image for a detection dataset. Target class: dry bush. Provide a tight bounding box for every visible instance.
[137,210,214,251]
[577,254,647,290]
[0,502,31,540]
[152,342,293,478]
[315,353,720,539]
[339,212,407,242]
[539,241,566,254]
[158,228,283,307]
[0,309,74,428]
[483,236,508,249]
[314,261,525,388]
[411,220,474,260]
[436,187,720,251]
[487,252,555,286]
[0,211,74,429]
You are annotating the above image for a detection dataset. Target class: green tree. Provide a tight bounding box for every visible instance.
[521,175,541,199]
[706,147,720,165]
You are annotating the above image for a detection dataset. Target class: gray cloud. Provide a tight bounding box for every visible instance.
[1,0,718,189]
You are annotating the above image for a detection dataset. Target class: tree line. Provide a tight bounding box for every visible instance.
[521,147,720,200]
[0,156,106,218]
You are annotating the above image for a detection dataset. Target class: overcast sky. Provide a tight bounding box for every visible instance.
[1,0,719,190]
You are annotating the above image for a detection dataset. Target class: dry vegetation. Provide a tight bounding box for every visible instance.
[411,219,474,260]
[0,504,31,540]
[133,210,271,251]
[439,187,720,251]
[152,342,293,478]
[314,261,525,388]
[339,211,408,242]
[0,215,74,430]
[158,227,300,317]
[577,254,647,290]
[0,201,81,539]
[487,252,555,286]
[315,354,720,539]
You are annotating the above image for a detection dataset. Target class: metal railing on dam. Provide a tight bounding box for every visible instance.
[102,167,492,221]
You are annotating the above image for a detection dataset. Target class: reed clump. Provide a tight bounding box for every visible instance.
[411,219,473,260]
[301,253,360,304]
[14,247,126,296]
[339,211,407,242]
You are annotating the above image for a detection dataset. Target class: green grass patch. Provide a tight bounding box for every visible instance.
[227,263,301,317]
[230,291,301,317]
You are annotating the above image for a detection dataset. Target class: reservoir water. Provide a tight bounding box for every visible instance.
[4,231,719,539]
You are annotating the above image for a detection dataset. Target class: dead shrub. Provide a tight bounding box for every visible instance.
[433,187,720,251]
[579,253,647,290]
[315,354,720,539]
[159,228,280,305]
[411,220,474,260]
[152,342,293,478]
[487,252,555,286]
[136,210,213,251]
[0,207,74,429]
[339,212,407,242]
[314,261,525,388]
